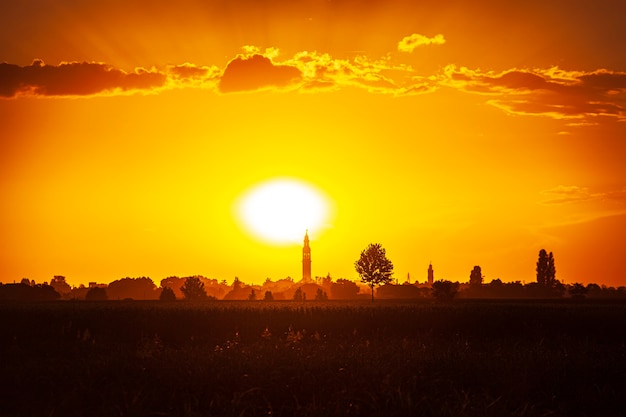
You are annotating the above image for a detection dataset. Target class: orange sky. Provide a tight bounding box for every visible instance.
[1,0,625,287]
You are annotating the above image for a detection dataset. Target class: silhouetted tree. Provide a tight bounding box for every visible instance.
[85,286,108,301]
[263,290,274,301]
[0,282,61,301]
[321,273,333,288]
[553,279,566,298]
[50,275,71,296]
[314,288,328,301]
[536,250,547,285]
[377,283,426,299]
[330,279,360,299]
[181,276,207,301]
[469,266,483,287]
[159,286,176,301]
[108,277,158,300]
[355,243,394,302]
[547,251,556,287]
[569,283,588,300]
[36,284,61,301]
[248,289,257,301]
[537,249,557,286]
[293,287,304,301]
[432,280,459,302]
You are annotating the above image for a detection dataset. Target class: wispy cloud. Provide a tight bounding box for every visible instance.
[541,185,626,205]
[286,51,422,94]
[397,33,446,53]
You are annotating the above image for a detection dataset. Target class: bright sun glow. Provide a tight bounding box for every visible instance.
[237,178,330,244]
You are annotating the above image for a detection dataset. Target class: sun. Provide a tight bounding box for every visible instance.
[236,178,331,244]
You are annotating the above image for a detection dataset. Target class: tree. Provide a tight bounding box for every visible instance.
[569,283,588,300]
[537,249,557,287]
[293,287,305,301]
[547,251,556,287]
[159,286,176,301]
[355,243,394,302]
[248,289,257,301]
[536,249,549,285]
[50,275,71,296]
[263,290,274,301]
[85,286,108,301]
[469,266,483,287]
[432,280,459,302]
[330,279,360,299]
[108,277,158,300]
[315,288,328,301]
[181,276,207,301]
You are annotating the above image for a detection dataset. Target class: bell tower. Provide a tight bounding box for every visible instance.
[427,263,434,286]
[302,230,311,282]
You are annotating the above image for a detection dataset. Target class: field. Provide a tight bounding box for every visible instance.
[1,300,625,417]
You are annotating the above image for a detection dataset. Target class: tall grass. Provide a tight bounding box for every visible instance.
[1,300,625,416]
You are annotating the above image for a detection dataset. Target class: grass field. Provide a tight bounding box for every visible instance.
[1,300,625,416]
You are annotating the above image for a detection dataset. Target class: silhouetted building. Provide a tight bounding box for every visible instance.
[427,263,434,286]
[302,230,311,282]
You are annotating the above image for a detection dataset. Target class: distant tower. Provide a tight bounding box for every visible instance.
[302,230,311,282]
[427,263,434,286]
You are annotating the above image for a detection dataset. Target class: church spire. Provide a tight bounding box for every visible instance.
[302,230,311,282]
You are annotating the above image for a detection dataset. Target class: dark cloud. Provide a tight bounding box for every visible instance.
[578,71,626,90]
[492,71,549,91]
[0,60,165,98]
[447,66,626,121]
[219,54,302,93]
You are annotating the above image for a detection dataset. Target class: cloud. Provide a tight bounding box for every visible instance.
[443,66,626,122]
[0,60,166,98]
[541,185,626,205]
[541,186,595,205]
[2,47,624,124]
[166,63,221,89]
[283,51,434,95]
[0,52,430,98]
[398,33,445,53]
[168,63,213,80]
[218,54,302,93]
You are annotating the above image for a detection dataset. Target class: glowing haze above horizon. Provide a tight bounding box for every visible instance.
[1,0,625,288]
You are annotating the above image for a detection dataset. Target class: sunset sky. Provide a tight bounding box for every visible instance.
[1,0,625,288]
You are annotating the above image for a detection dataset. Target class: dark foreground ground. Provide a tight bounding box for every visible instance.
[1,299,625,417]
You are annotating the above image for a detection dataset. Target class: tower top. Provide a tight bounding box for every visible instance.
[302,230,311,282]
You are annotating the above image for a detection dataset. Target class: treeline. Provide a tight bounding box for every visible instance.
[1,248,623,302]
[0,275,358,302]
[1,274,625,302]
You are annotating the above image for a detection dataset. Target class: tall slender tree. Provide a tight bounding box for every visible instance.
[536,249,549,286]
[355,243,394,302]
[546,251,556,287]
